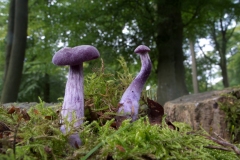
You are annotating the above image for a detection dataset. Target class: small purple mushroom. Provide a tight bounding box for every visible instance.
[52,45,100,148]
[117,45,152,122]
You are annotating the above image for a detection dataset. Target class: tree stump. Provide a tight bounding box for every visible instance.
[164,88,240,140]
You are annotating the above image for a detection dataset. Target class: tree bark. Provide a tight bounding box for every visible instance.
[189,39,199,93]
[3,0,15,83]
[220,52,229,88]
[43,73,50,102]
[219,28,229,88]
[1,0,28,103]
[156,0,188,105]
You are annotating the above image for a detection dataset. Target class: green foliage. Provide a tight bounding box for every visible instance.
[184,50,220,93]
[228,26,240,87]
[18,60,67,102]
[228,51,240,86]
[0,0,240,102]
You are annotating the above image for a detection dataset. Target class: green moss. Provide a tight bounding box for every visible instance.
[1,102,240,159]
[84,57,134,123]
[218,91,240,142]
[74,118,238,160]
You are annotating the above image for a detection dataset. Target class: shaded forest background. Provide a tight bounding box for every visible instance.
[0,0,240,105]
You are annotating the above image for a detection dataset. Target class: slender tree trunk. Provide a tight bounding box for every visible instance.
[3,0,15,83]
[43,73,50,102]
[219,52,229,87]
[156,0,188,105]
[220,31,229,87]
[189,39,199,93]
[212,20,229,88]
[1,0,28,103]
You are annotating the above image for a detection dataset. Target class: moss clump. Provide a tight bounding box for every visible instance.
[77,118,239,160]
[218,91,240,142]
[84,57,135,124]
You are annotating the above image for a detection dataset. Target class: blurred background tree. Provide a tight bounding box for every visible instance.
[1,0,28,103]
[0,0,240,105]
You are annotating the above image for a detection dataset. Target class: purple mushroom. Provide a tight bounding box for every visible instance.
[117,45,152,122]
[52,45,100,148]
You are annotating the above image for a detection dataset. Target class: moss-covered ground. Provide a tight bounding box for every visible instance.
[0,58,239,159]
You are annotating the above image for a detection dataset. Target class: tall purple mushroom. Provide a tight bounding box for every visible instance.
[117,45,152,122]
[52,45,100,148]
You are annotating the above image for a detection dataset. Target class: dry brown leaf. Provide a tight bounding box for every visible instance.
[116,145,125,152]
[21,109,31,121]
[45,116,53,120]
[0,122,11,133]
[33,109,39,115]
[147,98,164,125]
[7,105,17,114]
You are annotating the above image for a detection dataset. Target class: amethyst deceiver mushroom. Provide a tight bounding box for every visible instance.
[52,45,100,147]
[117,45,152,122]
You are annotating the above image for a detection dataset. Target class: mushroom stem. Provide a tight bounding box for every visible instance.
[60,64,84,147]
[117,49,152,121]
[131,53,152,94]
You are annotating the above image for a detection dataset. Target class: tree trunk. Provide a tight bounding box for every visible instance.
[220,56,229,88]
[211,20,229,88]
[156,0,188,105]
[43,73,50,102]
[1,0,28,103]
[3,0,15,83]
[189,39,199,93]
[220,30,229,88]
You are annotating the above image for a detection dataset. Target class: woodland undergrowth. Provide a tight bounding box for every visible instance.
[0,58,239,160]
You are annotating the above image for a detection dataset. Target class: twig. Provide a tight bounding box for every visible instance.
[187,131,240,156]
[214,132,225,141]
[206,135,240,155]
[204,145,232,152]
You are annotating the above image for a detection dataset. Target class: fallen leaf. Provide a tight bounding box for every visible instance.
[15,107,21,114]
[21,109,31,121]
[45,116,54,120]
[115,116,128,129]
[147,98,164,125]
[146,98,178,130]
[0,122,11,133]
[7,105,17,114]
[33,109,39,115]
[116,145,125,152]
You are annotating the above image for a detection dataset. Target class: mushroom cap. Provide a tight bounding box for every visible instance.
[134,45,150,54]
[52,45,100,66]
